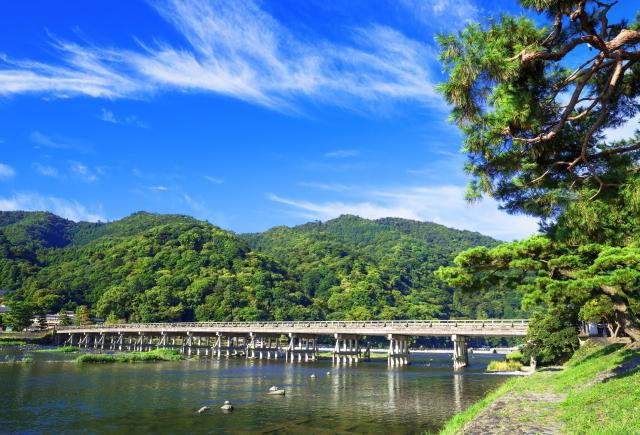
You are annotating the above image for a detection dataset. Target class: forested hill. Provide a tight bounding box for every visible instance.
[0,211,523,322]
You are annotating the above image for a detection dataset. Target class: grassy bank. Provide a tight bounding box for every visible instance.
[486,360,523,372]
[75,349,183,364]
[0,339,28,346]
[38,346,79,353]
[440,341,640,434]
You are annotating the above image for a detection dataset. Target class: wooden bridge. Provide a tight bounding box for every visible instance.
[55,319,529,369]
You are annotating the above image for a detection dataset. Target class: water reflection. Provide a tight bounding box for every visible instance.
[0,349,510,434]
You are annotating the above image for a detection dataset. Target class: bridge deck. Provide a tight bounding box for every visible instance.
[56,319,529,337]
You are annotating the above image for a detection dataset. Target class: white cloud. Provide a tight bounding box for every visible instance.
[29,131,94,153]
[0,163,16,179]
[0,0,441,111]
[99,108,117,123]
[324,149,360,158]
[69,161,98,182]
[401,0,480,27]
[203,175,224,184]
[32,162,59,177]
[150,186,169,191]
[603,112,640,142]
[269,185,539,241]
[99,108,148,128]
[0,192,105,222]
[299,182,350,192]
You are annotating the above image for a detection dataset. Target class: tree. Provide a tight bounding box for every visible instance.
[36,310,48,330]
[4,301,34,331]
[437,1,640,216]
[58,309,72,327]
[75,305,91,326]
[436,1,640,359]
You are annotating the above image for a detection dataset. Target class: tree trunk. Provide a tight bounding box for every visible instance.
[601,285,640,342]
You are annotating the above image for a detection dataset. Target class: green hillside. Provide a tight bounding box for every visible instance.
[0,211,523,323]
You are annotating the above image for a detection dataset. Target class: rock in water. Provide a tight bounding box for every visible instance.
[197,406,210,414]
[221,400,234,412]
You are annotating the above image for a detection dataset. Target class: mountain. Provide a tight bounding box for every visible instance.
[0,211,523,322]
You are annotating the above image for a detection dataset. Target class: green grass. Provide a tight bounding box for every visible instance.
[0,339,27,346]
[76,349,183,364]
[439,342,640,434]
[439,379,518,435]
[1,355,33,364]
[486,360,523,372]
[505,350,523,362]
[38,346,80,353]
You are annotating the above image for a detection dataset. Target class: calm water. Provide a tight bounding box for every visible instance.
[0,347,511,434]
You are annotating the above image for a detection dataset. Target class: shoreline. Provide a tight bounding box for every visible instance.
[438,342,640,434]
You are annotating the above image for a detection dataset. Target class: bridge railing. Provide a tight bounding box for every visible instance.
[56,319,529,331]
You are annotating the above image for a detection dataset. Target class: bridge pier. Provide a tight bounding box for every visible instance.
[387,334,410,366]
[248,333,281,359]
[285,334,317,362]
[333,334,361,364]
[452,334,468,369]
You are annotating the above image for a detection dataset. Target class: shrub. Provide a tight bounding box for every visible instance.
[486,360,523,372]
[76,349,182,364]
[505,350,523,363]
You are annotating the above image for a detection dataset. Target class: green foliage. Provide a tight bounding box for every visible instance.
[436,1,640,362]
[441,343,640,434]
[75,349,183,363]
[0,339,27,346]
[505,350,523,362]
[3,301,34,331]
[38,346,79,353]
[486,360,523,372]
[1,211,505,325]
[245,214,514,321]
[58,309,71,327]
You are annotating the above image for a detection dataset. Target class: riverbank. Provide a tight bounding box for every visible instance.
[75,348,183,363]
[439,341,640,434]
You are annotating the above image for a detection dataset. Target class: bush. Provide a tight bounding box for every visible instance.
[505,350,523,363]
[39,346,79,353]
[76,354,116,364]
[486,360,523,372]
[0,339,27,346]
[76,349,182,364]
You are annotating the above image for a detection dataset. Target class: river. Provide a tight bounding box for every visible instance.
[0,347,512,434]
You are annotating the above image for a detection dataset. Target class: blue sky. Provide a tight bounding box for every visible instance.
[0,1,636,240]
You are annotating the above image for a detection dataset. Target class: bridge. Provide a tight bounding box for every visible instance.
[55,319,529,369]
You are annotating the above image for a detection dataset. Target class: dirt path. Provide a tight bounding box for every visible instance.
[460,388,566,434]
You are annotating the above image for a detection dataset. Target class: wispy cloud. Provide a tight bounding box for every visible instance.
[69,161,98,182]
[203,175,224,184]
[0,163,16,179]
[0,0,440,112]
[149,185,169,191]
[269,185,539,241]
[32,162,59,177]
[29,131,94,153]
[0,192,105,222]
[400,0,480,28]
[99,108,148,128]
[299,182,351,192]
[324,149,360,158]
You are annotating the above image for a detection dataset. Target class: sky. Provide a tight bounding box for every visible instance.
[0,0,636,241]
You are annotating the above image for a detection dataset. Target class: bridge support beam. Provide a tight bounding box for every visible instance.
[285,334,317,362]
[387,334,409,366]
[452,334,468,369]
[333,334,362,364]
[247,333,281,359]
